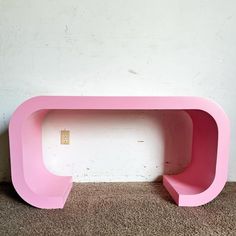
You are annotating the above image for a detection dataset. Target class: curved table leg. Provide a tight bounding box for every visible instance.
[164,110,230,206]
[9,110,72,209]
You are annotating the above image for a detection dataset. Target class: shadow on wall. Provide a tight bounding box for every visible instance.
[42,110,193,182]
[0,129,11,182]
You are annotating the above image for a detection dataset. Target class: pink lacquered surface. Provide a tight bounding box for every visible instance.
[9,96,230,208]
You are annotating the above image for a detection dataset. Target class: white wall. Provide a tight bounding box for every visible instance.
[0,0,236,182]
[42,110,192,182]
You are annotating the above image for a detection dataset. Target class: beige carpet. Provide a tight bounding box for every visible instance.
[0,182,236,236]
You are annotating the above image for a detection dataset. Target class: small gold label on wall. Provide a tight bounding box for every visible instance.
[61,130,70,145]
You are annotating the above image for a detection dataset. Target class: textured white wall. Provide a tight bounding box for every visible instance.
[42,110,192,182]
[0,0,236,181]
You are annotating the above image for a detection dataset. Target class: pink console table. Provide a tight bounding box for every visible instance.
[9,96,230,209]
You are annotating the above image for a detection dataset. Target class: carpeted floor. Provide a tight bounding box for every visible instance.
[0,182,236,236]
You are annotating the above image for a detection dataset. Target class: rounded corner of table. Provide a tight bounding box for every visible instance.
[9,96,73,209]
[163,97,230,206]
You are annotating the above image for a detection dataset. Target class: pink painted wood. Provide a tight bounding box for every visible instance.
[9,96,230,208]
